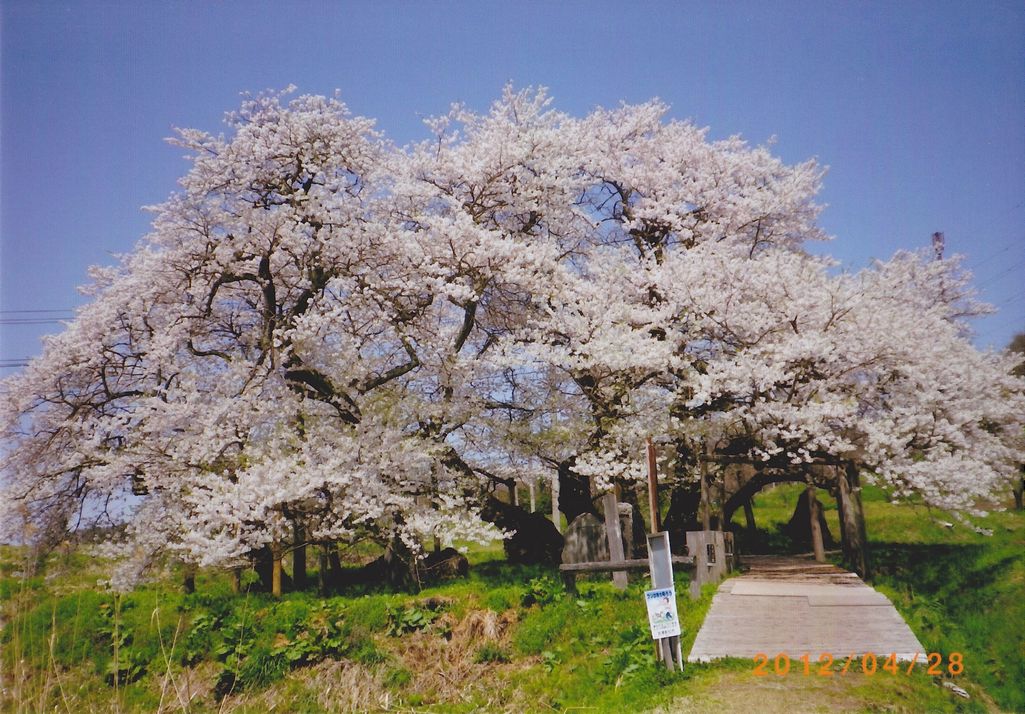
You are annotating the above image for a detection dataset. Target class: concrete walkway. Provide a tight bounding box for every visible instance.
[687,555,924,663]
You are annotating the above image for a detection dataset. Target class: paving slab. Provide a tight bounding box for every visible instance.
[688,555,924,663]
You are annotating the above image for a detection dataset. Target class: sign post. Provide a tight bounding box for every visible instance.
[646,531,683,671]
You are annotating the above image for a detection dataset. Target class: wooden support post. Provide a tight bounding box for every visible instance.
[699,452,711,531]
[271,542,283,598]
[602,492,628,590]
[807,484,825,563]
[551,472,561,533]
[293,523,307,588]
[743,498,756,531]
[646,438,661,532]
[317,545,330,596]
[561,570,578,596]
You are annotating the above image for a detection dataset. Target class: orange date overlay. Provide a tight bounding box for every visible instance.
[752,652,964,677]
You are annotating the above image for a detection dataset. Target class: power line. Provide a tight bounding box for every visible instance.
[968,240,1022,272]
[0,319,69,325]
[0,309,75,314]
[974,257,1025,290]
[993,290,1025,309]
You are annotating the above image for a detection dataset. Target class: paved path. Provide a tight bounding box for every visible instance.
[687,555,924,663]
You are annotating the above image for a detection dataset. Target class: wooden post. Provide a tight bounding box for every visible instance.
[529,480,536,513]
[646,531,682,671]
[806,484,825,563]
[699,452,711,531]
[602,492,628,590]
[646,438,660,532]
[292,523,307,589]
[271,542,283,598]
[551,472,561,533]
[317,545,330,596]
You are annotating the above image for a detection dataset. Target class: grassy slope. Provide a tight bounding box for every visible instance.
[1,488,1022,713]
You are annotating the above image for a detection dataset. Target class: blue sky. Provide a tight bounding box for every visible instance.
[2,1,1023,371]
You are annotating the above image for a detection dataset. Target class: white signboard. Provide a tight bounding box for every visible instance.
[644,587,681,639]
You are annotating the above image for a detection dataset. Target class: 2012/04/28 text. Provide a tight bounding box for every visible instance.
[752,652,963,676]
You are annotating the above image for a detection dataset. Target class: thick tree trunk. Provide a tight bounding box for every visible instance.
[557,459,597,523]
[482,496,564,564]
[836,464,870,577]
[1013,471,1024,510]
[230,567,241,594]
[807,485,826,563]
[292,523,307,589]
[380,535,420,590]
[785,487,835,552]
[662,479,702,544]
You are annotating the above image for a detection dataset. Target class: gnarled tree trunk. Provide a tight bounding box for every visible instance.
[482,496,564,564]
[784,486,835,554]
[836,463,870,577]
[557,459,597,523]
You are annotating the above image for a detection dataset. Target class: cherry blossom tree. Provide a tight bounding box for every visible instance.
[2,86,1021,589]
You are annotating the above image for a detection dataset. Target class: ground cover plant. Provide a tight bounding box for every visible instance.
[2,485,1022,713]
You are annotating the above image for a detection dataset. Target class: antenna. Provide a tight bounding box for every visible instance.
[932,232,945,261]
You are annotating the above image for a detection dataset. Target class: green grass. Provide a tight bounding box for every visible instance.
[2,490,1022,712]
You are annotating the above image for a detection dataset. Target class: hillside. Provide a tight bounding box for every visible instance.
[1,486,1022,713]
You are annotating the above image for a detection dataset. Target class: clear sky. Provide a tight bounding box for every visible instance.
[2,1,1023,372]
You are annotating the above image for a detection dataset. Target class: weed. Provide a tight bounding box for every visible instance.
[600,625,654,685]
[385,600,448,636]
[474,642,511,663]
[520,575,563,608]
